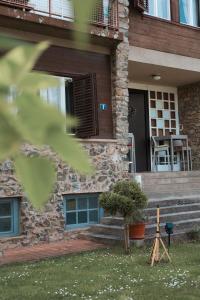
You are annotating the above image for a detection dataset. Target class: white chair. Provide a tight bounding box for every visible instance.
[151,136,170,171]
[173,139,192,171]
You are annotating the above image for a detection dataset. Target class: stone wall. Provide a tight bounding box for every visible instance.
[178,82,200,170]
[112,0,129,141]
[0,140,129,251]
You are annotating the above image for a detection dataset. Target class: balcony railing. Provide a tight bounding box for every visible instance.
[28,0,119,30]
[0,0,32,10]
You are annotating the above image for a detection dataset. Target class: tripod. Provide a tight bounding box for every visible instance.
[150,205,171,267]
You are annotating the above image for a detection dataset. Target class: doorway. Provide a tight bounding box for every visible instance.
[128,89,150,172]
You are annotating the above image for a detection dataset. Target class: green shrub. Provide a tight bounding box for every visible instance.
[99,180,148,223]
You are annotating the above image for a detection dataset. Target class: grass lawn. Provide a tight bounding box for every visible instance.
[1,242,200,300]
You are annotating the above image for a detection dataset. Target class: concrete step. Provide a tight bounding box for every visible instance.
[137,171,200,180]
[101,216,124,226]
[141,176,200,186]
[146,203,200,216]
[146,218,200,236]
[146,191,200,199]
[147,196,200,208]
[148,210,200,225]
[83,233,123,245]
[90,224,124,237]
[143,183,200,193]
[83,229,188,246]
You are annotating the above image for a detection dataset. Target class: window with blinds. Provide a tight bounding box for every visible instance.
[40,74,99,138]
[29,0,74,21]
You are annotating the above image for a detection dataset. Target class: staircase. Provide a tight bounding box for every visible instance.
[85,171,200,244]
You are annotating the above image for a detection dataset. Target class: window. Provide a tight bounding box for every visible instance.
[40,74,99,138]
[147,0,171,20]
[0,198,20,237]
[64,194,100,229]
[179,0,200,27]
[29,0,74,21]
[7,73,98,138]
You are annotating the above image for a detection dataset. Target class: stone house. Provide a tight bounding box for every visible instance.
[1,0,200,249]
[0,0,130,250]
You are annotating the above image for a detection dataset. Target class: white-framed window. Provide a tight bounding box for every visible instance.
[39,76,71,115]
[179,0,200,27]
[147,0,171,20]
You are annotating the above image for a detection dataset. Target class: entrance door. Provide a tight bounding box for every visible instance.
[128,89,150,172]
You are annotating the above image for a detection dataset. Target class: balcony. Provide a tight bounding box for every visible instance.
[0,0,32,10]
[28,0,119,30]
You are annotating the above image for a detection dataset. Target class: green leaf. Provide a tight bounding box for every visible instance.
[15,155,55,210]
[0,102,22,161]
[15,93,66,145]
[0,42,49,87]
[18,72,59,92]
[73,0,96,46]
[45,127,93,174]
[0,34,28,49]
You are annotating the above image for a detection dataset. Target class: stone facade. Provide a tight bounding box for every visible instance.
[0,0,130,251]
[178,82,200,170]
[112,0,129,142]
[0,139,129,251]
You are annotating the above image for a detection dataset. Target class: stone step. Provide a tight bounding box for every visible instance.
[146,229,186,240]
[143,183,200,193]
[147,196,200,208]
[101,216,124,226]
[146,191,200,200]
[148,210,200,225]
[146,203,200,216]
[84,233,123,245]
[84,230,188,246]
[90,224,124,237]
[146,218,200,236]
[141,176,200,186]
[137,171,200,180]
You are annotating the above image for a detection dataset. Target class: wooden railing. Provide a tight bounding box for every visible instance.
[0,0,119,30]
[28,0,119,30]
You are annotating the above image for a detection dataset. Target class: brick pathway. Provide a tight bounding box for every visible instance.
[0,239,106,266]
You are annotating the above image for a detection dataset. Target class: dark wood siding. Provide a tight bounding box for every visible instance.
[35,46,113,139]
[129,10,200,59]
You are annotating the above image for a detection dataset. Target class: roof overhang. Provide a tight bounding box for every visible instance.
[129,46,200,87]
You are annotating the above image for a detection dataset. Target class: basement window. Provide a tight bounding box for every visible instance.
[179,0,200,27]
[64,194,100,229]
[0,198,20,237]
[146,0,171,20]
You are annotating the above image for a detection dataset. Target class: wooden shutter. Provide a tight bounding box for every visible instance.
[134,0,149,12]
[72,74,99,138]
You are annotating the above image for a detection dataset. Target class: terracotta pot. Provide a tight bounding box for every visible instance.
[129,223,145,240]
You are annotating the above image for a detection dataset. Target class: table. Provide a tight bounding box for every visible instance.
[154,135,189,171]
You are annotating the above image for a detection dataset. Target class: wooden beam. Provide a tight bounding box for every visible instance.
[170,0,179,23]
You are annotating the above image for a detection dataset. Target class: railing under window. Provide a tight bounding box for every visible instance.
[3,0,118,30]
[0,0,31,10]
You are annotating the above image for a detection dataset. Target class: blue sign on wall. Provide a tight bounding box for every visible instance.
[100,103,108,111]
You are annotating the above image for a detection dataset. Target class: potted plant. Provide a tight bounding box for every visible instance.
[112,181,148,240]
[100,180,148,245]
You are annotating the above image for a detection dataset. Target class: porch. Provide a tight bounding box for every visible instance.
[128,46,200,173]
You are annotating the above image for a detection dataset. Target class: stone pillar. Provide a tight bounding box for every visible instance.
[112,0,129,142]
[178,82,200,170]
